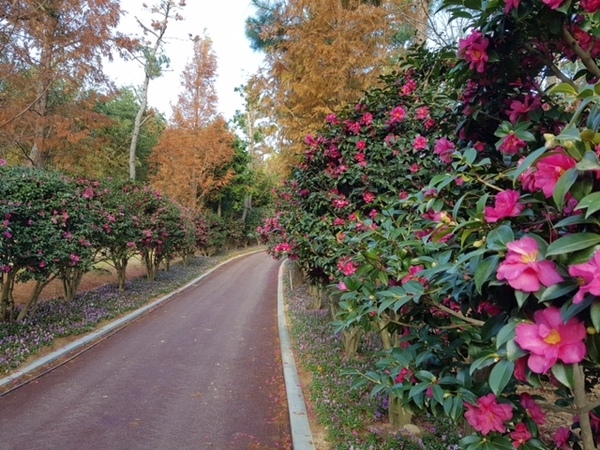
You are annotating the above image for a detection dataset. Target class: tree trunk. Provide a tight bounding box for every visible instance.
[129,73,150,181]
[17,278,52,321]
[241,194,252,222]
[114,257,129,291]
[388,394,413,427]
[0,271,16,322]
[28,22,54,169]
[342,326,363,359]
[142,249,160,281]
[61,267,85,302]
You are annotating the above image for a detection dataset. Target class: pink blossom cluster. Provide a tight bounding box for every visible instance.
[458,30,490,73]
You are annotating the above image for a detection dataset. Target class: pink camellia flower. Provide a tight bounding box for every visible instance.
[361,112,373,126]
[554,427,571,450]
[508,94,541,124]
[510,423,532,448]
[496,236,564,292]
[389,106,407,123]
[499,134,527,155]
[333,217,346,226]
[434,137,456,163]
[504,0,520,12]
[458,30,490,73]
[0,159,7,166]
[542,0,565,9]
[401,265,427,286]
[325,114,338,125]
[520,393,546,425]
[400,79,417,96]
[338,257,358,276]
[531,149,576,198]
[415,106,430,119]
[395,367,413,384]
[514,356,528,382]
[356,140,367,151]
[515,306,587,374]
[484,190,524,223]
[338,281,348,291]
[464,394,513,435]
[568,250,600,304]
[581,0,600,12]
[413,135,428,150]
[363,192,376,204]
[332,197,350,209]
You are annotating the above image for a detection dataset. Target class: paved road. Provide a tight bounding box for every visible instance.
[0,252,291,449]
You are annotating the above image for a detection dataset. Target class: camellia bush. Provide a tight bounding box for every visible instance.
[0,167,96,320]
[261,0,600,449]
[0,166,213,322]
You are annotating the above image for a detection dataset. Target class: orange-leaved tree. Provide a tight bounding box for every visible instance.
[245,0,427,168]
[149,33,236,210]
[0,0,125,168]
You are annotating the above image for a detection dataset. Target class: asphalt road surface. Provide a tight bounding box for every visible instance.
[0,252,291,450]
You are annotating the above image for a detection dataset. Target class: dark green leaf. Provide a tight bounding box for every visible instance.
[552,168,579,211]
[475,255,500,293]
[489,359,514,395]
[546,232,600,256]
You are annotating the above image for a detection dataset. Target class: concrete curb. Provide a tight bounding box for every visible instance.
[278,259,316,450]
[0,249,263,394]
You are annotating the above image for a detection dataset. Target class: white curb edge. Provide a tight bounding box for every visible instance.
[278,259,316,450]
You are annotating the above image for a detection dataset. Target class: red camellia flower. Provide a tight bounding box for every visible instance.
[509,423,532,448]
[581,0,600,12]
[464,394,513,435]
[484,190,524,223]
[515,306,587,374]
[520,393,546,425]
[542,0,565,9]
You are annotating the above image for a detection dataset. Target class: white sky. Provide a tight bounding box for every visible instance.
[105,0,265,121]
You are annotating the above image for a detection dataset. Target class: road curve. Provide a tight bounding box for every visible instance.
[0,252,291,449]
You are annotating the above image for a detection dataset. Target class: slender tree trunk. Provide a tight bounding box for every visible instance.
[17,278,52,321]
[241,194,252,222]
[61,267,85,302]
[1,272,16,322]
[28,17,55,168]
[114,257,129,291]
[129,73,150,181]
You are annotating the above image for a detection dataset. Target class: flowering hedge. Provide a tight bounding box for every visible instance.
[261,0,600,448]
[0,167,212,322]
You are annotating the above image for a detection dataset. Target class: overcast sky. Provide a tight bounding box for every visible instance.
[105,0,265,121]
